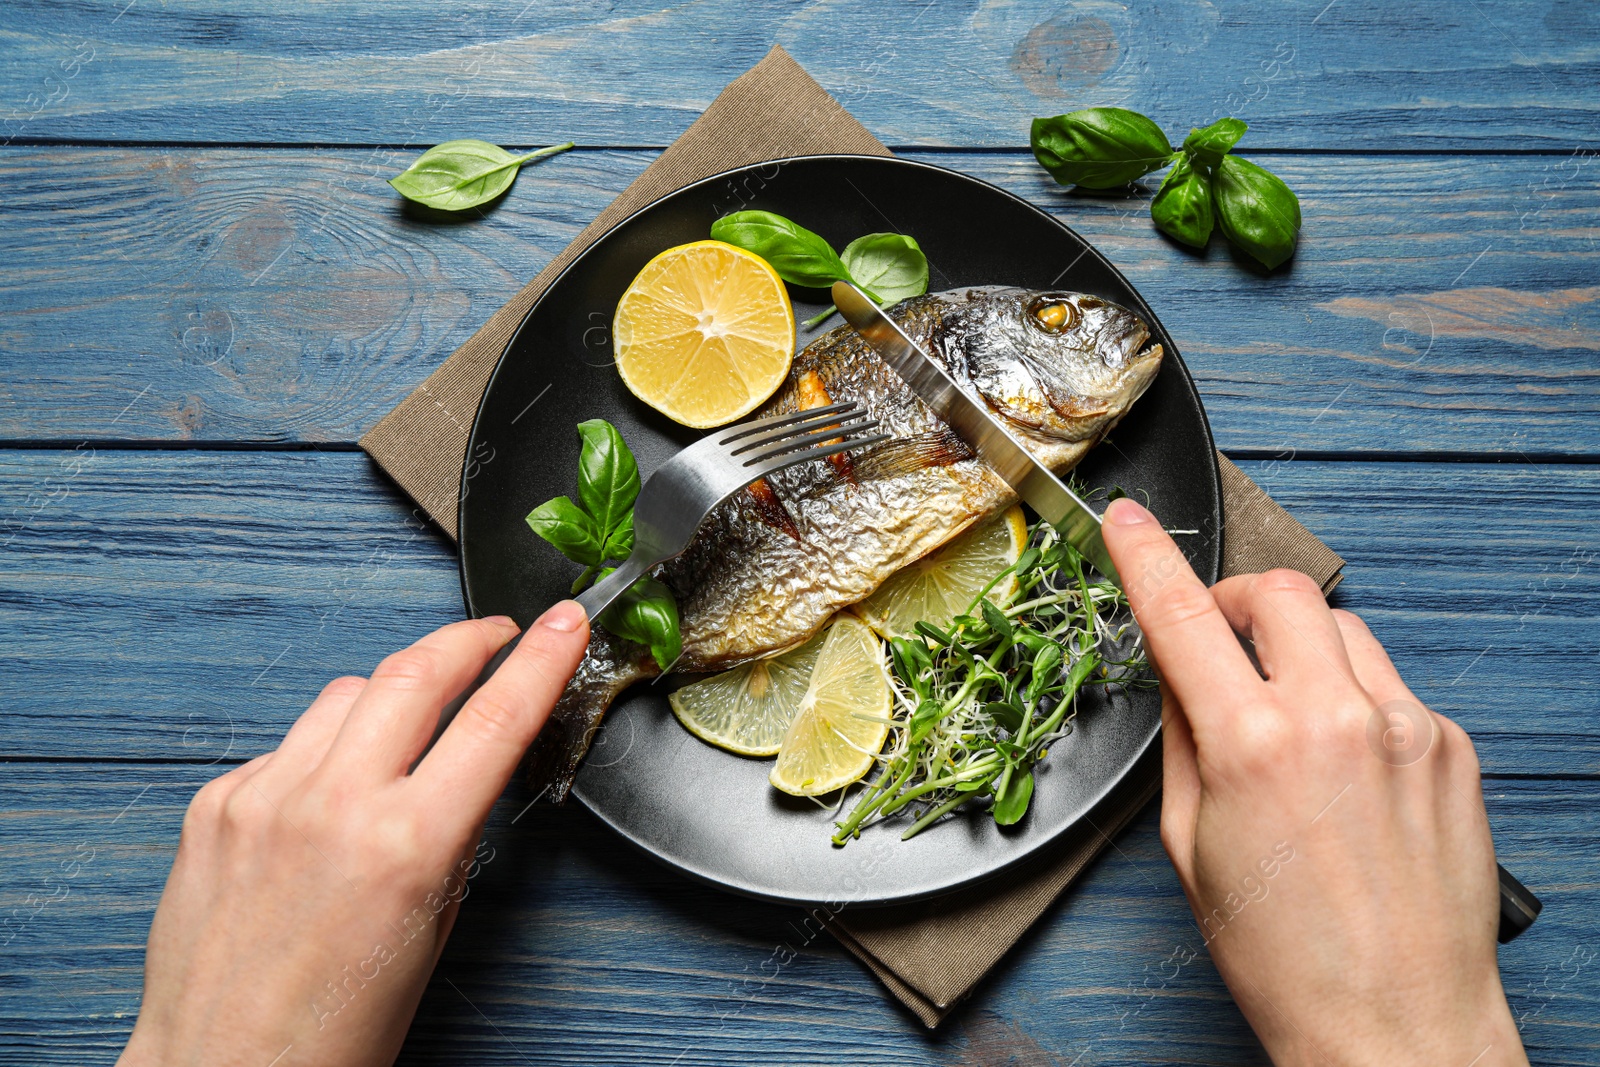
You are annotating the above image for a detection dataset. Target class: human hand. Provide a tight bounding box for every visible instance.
[1102,498,1526,1066]
[118,603,590,1067]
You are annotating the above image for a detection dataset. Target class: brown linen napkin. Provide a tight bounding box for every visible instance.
[359,45,1345,1027]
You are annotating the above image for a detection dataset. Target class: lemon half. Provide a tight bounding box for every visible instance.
[612,240,795,428]
[854,506,1028,640]
[769,616,892,796]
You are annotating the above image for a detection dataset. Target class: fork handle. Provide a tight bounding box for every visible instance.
[412,558,647,771]
[573,556,648,622]
[1498,863,1542,943]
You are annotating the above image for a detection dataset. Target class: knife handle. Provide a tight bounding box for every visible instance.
[1497,863,1542,943]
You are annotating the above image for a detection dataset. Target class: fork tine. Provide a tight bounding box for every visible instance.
[739,416,881,466]
[718,402,858,446]
[749,432,893,479]
[724,404,867,456]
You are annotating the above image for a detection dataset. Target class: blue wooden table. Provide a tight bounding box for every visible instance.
[3,3,1597,1063]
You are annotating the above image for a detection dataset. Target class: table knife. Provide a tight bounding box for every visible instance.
[832,280,1120,587]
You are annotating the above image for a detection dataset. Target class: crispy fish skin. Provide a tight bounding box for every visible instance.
[527,286,1163,801]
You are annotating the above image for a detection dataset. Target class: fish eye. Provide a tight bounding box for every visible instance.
[1028,298,1077,333]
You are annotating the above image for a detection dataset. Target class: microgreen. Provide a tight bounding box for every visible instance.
[832,518,1151,845]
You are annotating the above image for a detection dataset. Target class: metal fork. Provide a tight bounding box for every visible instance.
[419,402,889,760]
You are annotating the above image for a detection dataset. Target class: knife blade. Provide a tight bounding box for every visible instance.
[831,281,1121,587]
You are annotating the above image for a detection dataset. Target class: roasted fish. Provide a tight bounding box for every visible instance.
[527,286,1164,800]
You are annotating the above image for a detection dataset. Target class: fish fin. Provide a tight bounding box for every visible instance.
[851,428,974,481]
[524,628,656,803]
[795,369,858,486]
[745,478,801,540]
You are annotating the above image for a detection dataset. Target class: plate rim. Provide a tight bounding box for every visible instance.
[458,152,1221,905]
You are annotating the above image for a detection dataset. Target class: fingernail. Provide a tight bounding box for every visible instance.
[482,615,518,631]
[538,600,587,633]
[1105,497,1154,526]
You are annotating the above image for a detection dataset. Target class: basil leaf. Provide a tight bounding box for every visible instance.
[600,576,682,670]
[1214,155,1301,269]
[992,767,1035,825]
[710,210,849,288]
[525,496,602,567]
[1182,117,1248,174]
[1151,154,1215,249]
[388,139,574,212]
[1030,108,1174,189]
[840,233,928,305]
[601,509,634,561]
[575,419,640,543]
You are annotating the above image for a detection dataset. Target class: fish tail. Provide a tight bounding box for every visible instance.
[852,428,974,480]
[524,628,655,803]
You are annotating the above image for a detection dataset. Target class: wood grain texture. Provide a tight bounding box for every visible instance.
[1,451,1596,774]
[1,762,1594,1065]
[1,0,1597,148]
[4,2,1598,1059]
[1,149,1596,453]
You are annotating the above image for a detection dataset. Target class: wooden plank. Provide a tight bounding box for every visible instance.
[2,0,1597,149]
[1,450,1597,774]
[1,149,1596,454]
[1,761,1593,1064]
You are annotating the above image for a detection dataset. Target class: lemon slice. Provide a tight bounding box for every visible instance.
[612,239,796,428]
[854,506,1028,640]
[668,631,825,757]
[770,616,892,796]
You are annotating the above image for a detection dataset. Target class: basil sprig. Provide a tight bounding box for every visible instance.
[525,419,681,669]
[709,210,929,328]
[1029,108,1301,269]
[389,139,573,211]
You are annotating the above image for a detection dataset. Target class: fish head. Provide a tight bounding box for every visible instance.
[932,288,1164,442]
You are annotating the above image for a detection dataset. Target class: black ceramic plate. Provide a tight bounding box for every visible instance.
[459,155,1219,906]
